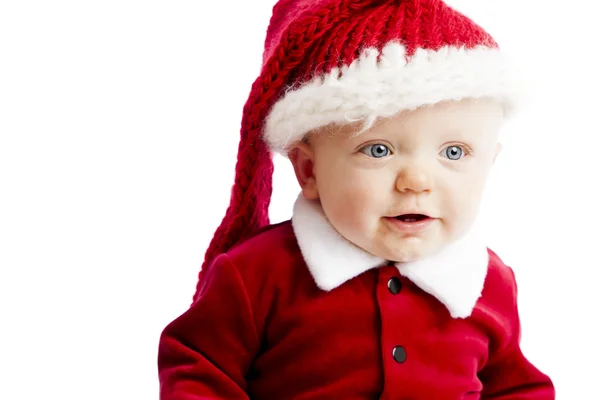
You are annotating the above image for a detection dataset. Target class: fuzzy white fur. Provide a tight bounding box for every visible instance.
[264,42,523,154]
[291,194,490,319]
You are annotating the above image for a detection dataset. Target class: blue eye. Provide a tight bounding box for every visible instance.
[441,145,465,160]
[360,144,391,158]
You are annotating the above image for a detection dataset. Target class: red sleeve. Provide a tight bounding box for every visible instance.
[158,254,259,400]
[479,268,555,399]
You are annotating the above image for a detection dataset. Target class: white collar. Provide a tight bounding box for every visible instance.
[290,195,490,319]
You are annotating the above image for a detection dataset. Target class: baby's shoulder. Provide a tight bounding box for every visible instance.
[224,220,304,280]
[484,249,518,293]
[477,248,519,316]
[215,221,309,326]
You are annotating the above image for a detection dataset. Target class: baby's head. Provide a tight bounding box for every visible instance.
[287,97,504,263]
[195,0,524,300]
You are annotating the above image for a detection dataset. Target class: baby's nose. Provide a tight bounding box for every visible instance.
[395,165,434,193]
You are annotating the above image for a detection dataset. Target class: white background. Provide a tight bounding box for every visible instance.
[1,0,598,398]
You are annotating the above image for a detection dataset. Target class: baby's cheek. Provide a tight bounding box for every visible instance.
[326,191,371,234]
[445,192,481,237]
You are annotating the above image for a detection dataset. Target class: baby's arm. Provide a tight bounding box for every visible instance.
[158,254,258,400]
[478,268,555,399]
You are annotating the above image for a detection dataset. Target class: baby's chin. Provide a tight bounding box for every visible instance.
[373,239,442,264]
[384,251,427,264]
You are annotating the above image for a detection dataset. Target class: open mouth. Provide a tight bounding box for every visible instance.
[395,214,430,223]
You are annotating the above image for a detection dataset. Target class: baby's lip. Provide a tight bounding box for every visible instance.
[387,210,432,218]
[392,214,431,222]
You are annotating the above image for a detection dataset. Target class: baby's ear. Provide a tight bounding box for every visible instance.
[288,141,319,200]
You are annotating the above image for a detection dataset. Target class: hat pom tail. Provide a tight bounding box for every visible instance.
[192,123,274,304]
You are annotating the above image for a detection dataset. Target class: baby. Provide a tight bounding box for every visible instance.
[158,0,555,398]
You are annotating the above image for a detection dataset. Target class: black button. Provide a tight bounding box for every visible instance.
[387,277,402,294]
[392,346,407,363]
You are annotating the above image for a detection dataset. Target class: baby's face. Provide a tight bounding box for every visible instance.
[289,98,504,263]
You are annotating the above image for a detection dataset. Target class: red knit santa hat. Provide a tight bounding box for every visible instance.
[193,0,522,302]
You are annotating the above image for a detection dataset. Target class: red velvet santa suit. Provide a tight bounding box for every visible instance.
[158,196,554,399]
